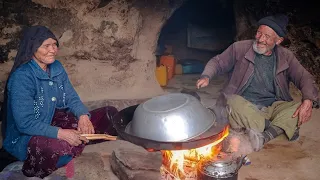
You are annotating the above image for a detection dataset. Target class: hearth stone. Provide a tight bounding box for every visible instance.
[110,148,162,180]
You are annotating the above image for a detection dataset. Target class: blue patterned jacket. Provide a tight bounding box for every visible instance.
[3,59,89,160]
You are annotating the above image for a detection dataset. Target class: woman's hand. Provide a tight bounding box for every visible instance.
[57,129,88,146]
[78,115,95,134]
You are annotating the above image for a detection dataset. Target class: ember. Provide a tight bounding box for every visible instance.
[160,126,229,180]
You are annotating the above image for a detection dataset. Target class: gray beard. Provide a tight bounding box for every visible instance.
[253,41,266,54]
[252,41,275,55]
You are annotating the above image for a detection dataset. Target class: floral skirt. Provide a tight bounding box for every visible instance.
[22,106,119,178]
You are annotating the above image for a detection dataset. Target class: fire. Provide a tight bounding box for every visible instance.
[161,125,229,179]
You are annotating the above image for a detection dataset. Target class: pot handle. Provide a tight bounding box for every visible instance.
[206,103,231,115]
[236,155,251,171]
[207,108,217,121]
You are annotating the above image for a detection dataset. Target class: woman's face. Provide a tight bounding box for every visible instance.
[33,38,58,67]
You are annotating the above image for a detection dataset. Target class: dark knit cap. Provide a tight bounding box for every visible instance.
[258,14,289,37]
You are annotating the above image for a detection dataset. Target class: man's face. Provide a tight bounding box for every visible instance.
[253,25,283,55]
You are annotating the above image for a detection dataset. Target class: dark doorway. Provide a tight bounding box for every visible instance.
[155,0,235,92]
[156,0,236,63]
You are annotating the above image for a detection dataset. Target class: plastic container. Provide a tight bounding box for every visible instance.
[155,65,168,86]
[160,55,175,80]
[175,64,183,75]
[181,60,205,74]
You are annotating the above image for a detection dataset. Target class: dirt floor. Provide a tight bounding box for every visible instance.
[164,74,320,180]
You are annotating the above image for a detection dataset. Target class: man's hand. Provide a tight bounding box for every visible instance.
[196,77,209,89]
[293,99,313,127]
[78,115,95,134]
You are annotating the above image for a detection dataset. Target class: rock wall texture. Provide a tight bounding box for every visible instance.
[0,0,184,104]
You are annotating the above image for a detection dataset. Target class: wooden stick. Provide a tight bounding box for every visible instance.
[81,134,116,138]
[81,134,117,141]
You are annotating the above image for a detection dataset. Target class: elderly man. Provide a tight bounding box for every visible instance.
[196,14,319,151]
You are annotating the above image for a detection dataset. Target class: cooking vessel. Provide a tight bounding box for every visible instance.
[197,155,249,180]
[112,102,229,151]
[126,93,216,142]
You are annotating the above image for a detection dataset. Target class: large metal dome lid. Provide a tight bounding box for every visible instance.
[125,93,216,142]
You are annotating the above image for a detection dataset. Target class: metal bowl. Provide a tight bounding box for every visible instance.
[125,93,216,142]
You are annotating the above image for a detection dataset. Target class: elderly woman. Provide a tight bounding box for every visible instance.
[0,26,119,178]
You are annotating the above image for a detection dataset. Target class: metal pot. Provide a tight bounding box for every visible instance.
[125,93,216,142]
[197,155,248,180]
[112,102,228,151]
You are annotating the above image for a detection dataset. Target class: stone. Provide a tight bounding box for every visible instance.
[113,148,162,171]
[110,150,161,180]
[83,140,162,180]
[109,142,162,180]
[85,140,163,179]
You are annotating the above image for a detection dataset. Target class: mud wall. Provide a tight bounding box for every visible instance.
[0,0,183,104]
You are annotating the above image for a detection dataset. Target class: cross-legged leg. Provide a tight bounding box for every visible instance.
[22,106,120,178]
[227,95,267,132]
[268,101,300,140]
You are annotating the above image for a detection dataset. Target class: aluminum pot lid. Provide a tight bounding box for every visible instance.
[142,92,189,112]
[125,93,217,142]
[114,104,229,151]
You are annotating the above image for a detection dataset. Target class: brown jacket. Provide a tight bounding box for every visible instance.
[202,40,319,105]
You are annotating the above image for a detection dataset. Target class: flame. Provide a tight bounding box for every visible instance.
[161,125,229,179]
